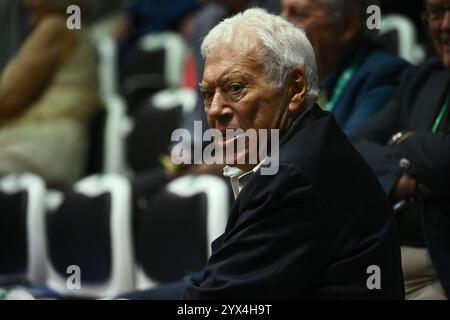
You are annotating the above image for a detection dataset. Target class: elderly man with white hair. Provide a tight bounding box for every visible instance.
[121,8,404,300]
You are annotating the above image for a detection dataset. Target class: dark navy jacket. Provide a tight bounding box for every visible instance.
[183,105,405,299]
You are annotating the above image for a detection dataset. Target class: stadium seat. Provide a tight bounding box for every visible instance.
[379,14,425,64]
[121,32,187,112]
[134,174,229,290]
[96,35,120,101]
[44,174,134,298]
[86,95,131,176]
[126,88,196,174]
[0,174,46,287]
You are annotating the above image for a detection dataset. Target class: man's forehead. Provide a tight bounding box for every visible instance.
[202,47,264,84]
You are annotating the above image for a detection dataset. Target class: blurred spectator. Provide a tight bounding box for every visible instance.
[0,0,100,186]
[282,0,410,136]
[353,0,450,299]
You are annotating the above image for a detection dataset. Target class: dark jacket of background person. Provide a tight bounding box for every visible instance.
[353,57,450,297]
[182,105,405,299]
[320,44,410,137]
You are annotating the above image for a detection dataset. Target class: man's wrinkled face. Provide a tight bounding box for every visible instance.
[282,0,342,79]
[200,45,292,171]
[427,0,450,69]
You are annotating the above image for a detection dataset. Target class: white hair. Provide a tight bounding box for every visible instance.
[201,8,319,108]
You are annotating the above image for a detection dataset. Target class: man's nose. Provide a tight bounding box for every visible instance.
[207,91,232,120]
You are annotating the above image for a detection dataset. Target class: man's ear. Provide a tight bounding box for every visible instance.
[288,66,308,113]
[338,10,361,43]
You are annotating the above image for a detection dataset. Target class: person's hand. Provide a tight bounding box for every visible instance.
[392,174,435,200]
[416,181,435,197]
[392,174,416,200]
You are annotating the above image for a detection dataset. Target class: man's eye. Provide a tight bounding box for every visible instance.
[229,83,243,94]
[202,90,214,100]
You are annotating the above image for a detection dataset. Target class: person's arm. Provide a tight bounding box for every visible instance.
[393,132,450,195]
[182,163,326,299]
[353,58,450,199]
[0,16,75,120]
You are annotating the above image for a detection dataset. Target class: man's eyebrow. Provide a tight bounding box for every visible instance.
[198,82,210,90]
[201,61,260,86]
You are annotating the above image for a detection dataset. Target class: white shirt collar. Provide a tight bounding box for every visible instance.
[223,158,270,199]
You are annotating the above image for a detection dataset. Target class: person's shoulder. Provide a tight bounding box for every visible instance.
[33,15,77,57]
[237,160,312,212]
[409,56,444,74]
[277,110,348,171]
[35,15,70,36]
[363,45,411,71]
[282,109,340,154]
[33,15,77,46]
[353,45,411,89]
[395,56,445,89]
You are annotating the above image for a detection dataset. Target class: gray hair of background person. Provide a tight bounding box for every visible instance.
[200,8,319,108]
[319,0,381,39]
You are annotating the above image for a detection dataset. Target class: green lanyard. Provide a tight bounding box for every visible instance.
[325,47,368,112]
[431,95,449,133]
